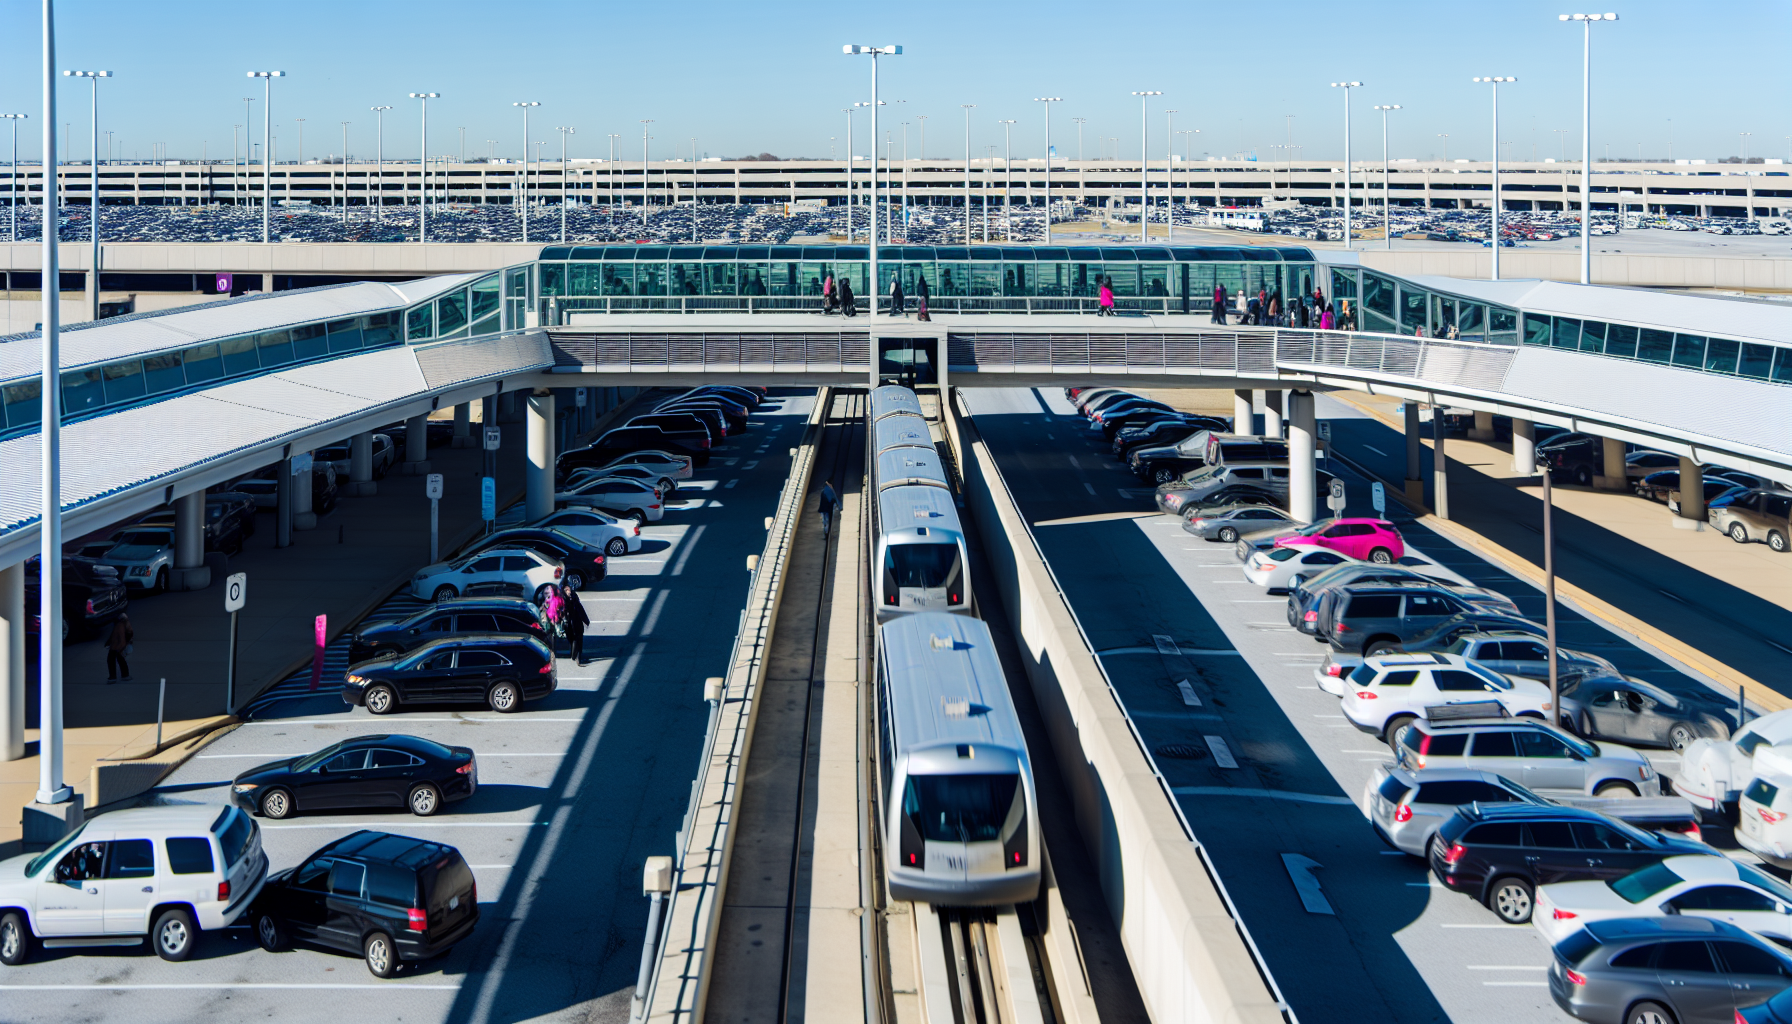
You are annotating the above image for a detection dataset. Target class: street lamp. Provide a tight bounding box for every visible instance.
[1132,91,1161,242]
[1,113,25,242]
[62,70,109,319]
[1165,108,1178,237]
[1474,77,1517,280]
[639,119,654,228]
[1560,12,1618,285]
[1436,133,1449,163]
[1329,82,1362,249]
[1374,105,1401,250]
[294,117,305,166]
[409,93,440,242]
[997,119,1015,241]
[556,126,575,242]
[339,121,350,225]
[854,102,879,242]
[247,72,285,243]
[1035,98,1062,242]
[842,108,855,241]
[844,44,900,314]
[512,101,538,241]
[961,104,975,244]
[37,1,70,807]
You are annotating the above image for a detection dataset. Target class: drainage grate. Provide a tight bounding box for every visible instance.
[1155,743,1210,760]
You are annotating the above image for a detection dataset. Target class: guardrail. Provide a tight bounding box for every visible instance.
[549,296,1194,316]
[636,388,831,1024]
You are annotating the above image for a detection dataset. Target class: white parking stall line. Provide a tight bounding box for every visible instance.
[725,479,739,488]
[743,460,760,469]
[1067,454,1080,468]
[1172,786,1354,806]
[1363,445,1389,457]
[1230,600,1287,604]
[1338,749,1388,754]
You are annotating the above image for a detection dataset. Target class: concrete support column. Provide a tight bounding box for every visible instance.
[1594,436,1627,491]
[1675,456,1706,529]
[1432,404,1450,520]
[451,403,474,449]
[1263,390,1285,438]
[526,390,556,525]
[347,431,377,497]
[1469,410,1495,441]
[0,561,23,761]
[260,273,274,294]
[170,490,212,590]
[1403,402,1425,503]
[1233,389,1253,433]
[293,454,317,531]
[1287,391,1317,525]
[500,390,520,424]
[399,414,432,475]
[276,458,294,549]
[85,270,98,322]
[1512,418,1537,476]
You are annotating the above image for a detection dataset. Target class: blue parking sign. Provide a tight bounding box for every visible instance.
[481,476,496,521]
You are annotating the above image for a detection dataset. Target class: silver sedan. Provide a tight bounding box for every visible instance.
[1181,504,1296,542]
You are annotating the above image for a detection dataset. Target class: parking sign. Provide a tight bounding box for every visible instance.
[483,426,502,451]
[481,477,496,520]
[223,572,247,613]
[425,473,444,500]
[1371,482,1386,514]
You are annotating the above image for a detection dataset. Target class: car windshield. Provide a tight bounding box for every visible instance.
[1737,863,1792,905]
[1737,730,1775,757]
[113,532,167,547]
[1265,548,1301,562]
[1608,861,1684,904]
[1465,662,1511,689]
[25,823,89,876]
[291,741,347,773]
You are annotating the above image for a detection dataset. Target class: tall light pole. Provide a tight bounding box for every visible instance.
[39,0,72,808]
[294,117,305,166]
[1561,12,1617,285]
[370,105,390,222]
[854,102,875,240]
[458,126,466,167]
[62,71,108,320]
[1330,82,1362,248]
[845,45,900,308]
[339,121,349,224]
[511,101,537,241]
[916,114,928,162]
[556,126,575,242]
[2,114,24,242]
[639,120,654,228]
[409,93,439,242]
[247,71,285,243]
[607,133,619,219]
[1035,98,1062,242]
[1474,77,1516,280]
[690,136,698,241]
[1374,105,1401,250]
[1166,108,1179,237]
[842,108,855,241]
[1132,91,1161,242]
[962,104,975,244]
[996,119,1015,240]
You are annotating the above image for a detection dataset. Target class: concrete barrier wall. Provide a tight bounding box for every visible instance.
[945,393,1287,1024]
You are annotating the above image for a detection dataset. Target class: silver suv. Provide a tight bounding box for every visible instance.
[1394,717,1661,797]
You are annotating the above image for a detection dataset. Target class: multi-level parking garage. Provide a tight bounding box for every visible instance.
[0,245,1788,1023]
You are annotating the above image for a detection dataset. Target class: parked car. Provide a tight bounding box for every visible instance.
[0,804,268,965]
[622,413,715,448]
[1157,461,1292,511]
[1625,450,1680,480]
[315,433,396,479]
[1096,405,1186,439]
[1675,710,1792,813]
[1181,504,1298,542]
[1738,772,1792,868]
[1180,484,1290,516]
[460,528,606,591]
[378,419,455,451]
[231,734,478,819]
[132,496,254,556]
[1319,582,1490,655]
[343,634,556,714]
[1547,916,1792,1023]
[1539,853,1792,955]
[651,405,729,440]
[1129,433,1288,484]
[1429,802,1708,923]
[409,547,563,603]
[560,426,708,472]
[1396,717,1662,798]
[1287,560,1477,633]
[1669,480,1748,516]
[23,558,127,642]
[1710,489,1792,552]
[348,597,552,662]
[692,384,765,407]
[249,830,478,978]
[531,507,643,556]
[1276,518,1404,563]
[577,449,693,483]
[1242,542,1357,592]
[70,526,177,592]
[1561,674,1733,751]
[567,462,679,495]
[228,462,339,514]
[1112,416,1228,459]
[1540,433,1614,486]
[1340,653,1553,742]
[555,477,665,522]
[1743,983,1792,1024]
[1317,629,1618,693]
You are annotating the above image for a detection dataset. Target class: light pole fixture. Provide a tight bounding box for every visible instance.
[997,119,1016,241]
[511,101,538,241]
[371,105,391,222]
[1374,105,1401,250]
[1474,77,1517,280]
[1132,91,1162,242]
[556,126,575,242]
[2,113,25,243]
[1560,11,1617,285]
[1035,98,1062,242]
[1437,133,1449,163]
[247,71,285,243]
[843,107,856,241]
[962,104,975,245]
[1329,81,1362,249]
[62,70,109,319]
[1165,108,1179,236]
[409,93,440,242]
[916,113,928,161]
[844,44,900,315]
[294,117,305,165]
[339,121,350,224]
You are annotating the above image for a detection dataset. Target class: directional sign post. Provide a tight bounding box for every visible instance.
[1316,419,1332,450]
[1371,481,1387,515]
[1327,477,1347,514]
[223,572,246,714]
[483,426,502,451]
[426,473,444,562]
[481,477,496,522]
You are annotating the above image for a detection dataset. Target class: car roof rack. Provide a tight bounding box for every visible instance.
[1423,701,1511,723]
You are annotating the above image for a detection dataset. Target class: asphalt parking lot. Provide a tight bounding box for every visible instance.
[0,393,814,1024]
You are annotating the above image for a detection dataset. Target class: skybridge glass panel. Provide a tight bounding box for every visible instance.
[143,352,185,393]
[437,290,469,338]
[569,263,602,296]
[1399,285,1428,335]
[1139,264,1171,298]
[1363,273,1395,320]
[769,261,798,296]
[1739,343,1774,380]
[797,263,829,297]
[635,263,667,295]
[938,262,969,297]
[470,278,501,334]
[670,263,703,296]
[1003,262,1036,297]
[739,264,770,296]
[599,264,633,295]
[1672,334,1706,369]
[62,368,103,415]
[1774,348,1792,383]
[1551,317,1582,349]
[1522,314,1552,347]
[905,262,936,297]
[2,380,41,431]
[1457,303,1485,341]
[834,260,867,296]
[1330,268,1359,300]
[182,343,223,383]
[364,312,399,347]
[1703,338,1739,374]
[102,360,146,403]
[292,323,329,361]
[1489,307,1518,344]
[1605,324,1638,358]
[220,336,259,375]
[326,318,362,352]
[969,263,1001,296]
[407,305,432,342]
[539,263,565,297]
[259,329,295,365]
[1103,264,1138,297]
[1579,320,1606,354]
[1431,295,1456,338]
[1637,328,1673,363]
[703,262,737,296]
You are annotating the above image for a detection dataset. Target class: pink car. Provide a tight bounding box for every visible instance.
[1275,518,1405,563]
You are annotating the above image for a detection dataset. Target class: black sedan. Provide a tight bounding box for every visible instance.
[1559,672,1733,750]
[345,634,556,714]
[231,734,477,819]
[459,527,606,590]
[347,596,552,662]
[24,558,128,642]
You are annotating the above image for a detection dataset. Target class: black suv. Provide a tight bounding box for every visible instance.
[1430,803,1711,924]
[24,558,128,642]
[345,635,556,715]
[1129,434,1289,485]
[561,426,708,472]
[348,597,551,666]
[251,830,478,977]
[1111,416,1227,460]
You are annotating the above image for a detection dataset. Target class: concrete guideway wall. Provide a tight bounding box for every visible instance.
[941,392,1288,1024]
[643,389,831,1024]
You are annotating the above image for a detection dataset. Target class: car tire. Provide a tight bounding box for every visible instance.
[154,567,169,594]
[1487,877,1535,924]
[1154,467,1175,484]
[1367,547,1394,564]
[1731,523,1751,544]
[0,910,33,966]
[1669,724,1697,751]
[364,931,398,979]
[1288,574,1306,590]
[606,537,628,557]
[255,912,288,952]
[1573,466,1592,487]
[432,585,458,603]
[1384,715,1417,746]
[1771,531,1789,554]
[1595,781,1640,798]
[1364,639,1401,657]
[365,685,397,716]
[487,680,522,714]
[1625,1001,1677,1024]
[260,787,294,819]
[1218,527,1238,542]
[565,571,584,591]
[152,907,197,962]
[408,783,442,817]
[627,509,648,523]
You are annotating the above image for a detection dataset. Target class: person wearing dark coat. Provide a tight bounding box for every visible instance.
[839,277,856,317]
[890,276,906,317]
[916,271,931,320]
[561,582,590,665]
[1246,294,1262,326]
[1212,283,1228,324]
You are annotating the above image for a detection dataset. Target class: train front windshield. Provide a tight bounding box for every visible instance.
[883,543,963,606]
[904,773,1020,843]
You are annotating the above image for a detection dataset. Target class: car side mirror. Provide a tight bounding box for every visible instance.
[1660,903,1680,916]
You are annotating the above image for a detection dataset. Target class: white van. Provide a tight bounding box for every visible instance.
[0,804,267,965]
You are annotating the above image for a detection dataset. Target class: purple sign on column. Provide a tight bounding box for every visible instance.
[216,272,233,294]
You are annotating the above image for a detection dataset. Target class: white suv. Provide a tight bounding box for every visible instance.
[1341,652,1552,743]
[411,547,563,603]
[0,804,267,965]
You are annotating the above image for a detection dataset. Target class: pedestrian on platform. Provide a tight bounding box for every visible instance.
[105,613,133,683]
[1321,302,1336,330]
[561,582,589,665]
[839,277,856,317]
[822,273,836,314]
[1212,283,1228,324]
[819,480,840,535]
[1097,277,1115,315]
[890,274,906,317]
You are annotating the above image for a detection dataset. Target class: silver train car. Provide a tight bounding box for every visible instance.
[878,612,1040,906]
[868,387,970,621]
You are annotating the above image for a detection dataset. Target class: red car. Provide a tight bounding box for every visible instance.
[1275,518,1405,563]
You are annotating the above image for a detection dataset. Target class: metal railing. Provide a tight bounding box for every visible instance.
[547,295,1206,318]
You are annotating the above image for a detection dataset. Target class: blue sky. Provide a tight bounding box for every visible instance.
[0,0,1785,165]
